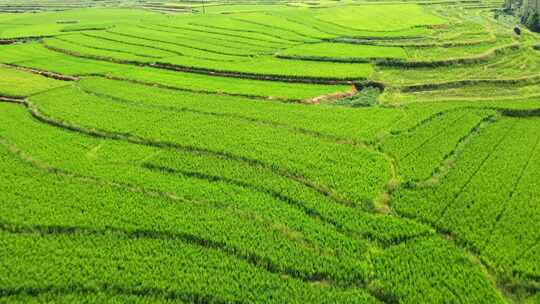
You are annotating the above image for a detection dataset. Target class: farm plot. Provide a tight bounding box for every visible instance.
[392,117,540,282]
[0,94,506,304]
[316,4,446,32]
[0,65,66,97]
[382,108,497,183]
[278,43,407,62]
[1,1,540,303]
[42,37,375,80]
[0,8,162,38]
[27,85,392,204]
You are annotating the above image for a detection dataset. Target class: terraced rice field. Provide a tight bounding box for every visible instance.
[0,0,539,303]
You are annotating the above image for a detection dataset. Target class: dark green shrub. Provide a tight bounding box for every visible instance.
[524,12,540,32]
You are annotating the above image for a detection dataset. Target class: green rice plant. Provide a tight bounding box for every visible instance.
[43,37,375,80]
[403,37,515,61]
[97,70,353,101]
[373,47,540,88]
[1,3,539,302]
[392,117,540,281]
[278,43,407,62]
[317,5,446,32]
[77,76,399,140]
[85,30,262,58]
[373,237,506,303]
[0,103,374,285]
[396,82,540,103]
[152,21,291,46]
[187,14,308,44]
[0,65,66,97]
[54,34,176,59]
[28,85,392,205]
[0,8,164,38]
[382,109,497,182]
[107,26,275,54]
[0,42,58,63]
[44,36,160,62]
[231,11,334,40]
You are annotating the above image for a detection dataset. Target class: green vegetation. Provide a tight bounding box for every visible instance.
[0,65,66,96]
[0,1,539,303]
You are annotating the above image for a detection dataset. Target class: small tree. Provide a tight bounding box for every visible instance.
[525,12,540,32]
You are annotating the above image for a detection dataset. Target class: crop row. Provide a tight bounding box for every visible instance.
[0,141,379,302]
[0,43,357,101]
[229,12,333,40]
[135,23,284,50]
[374,47,540,88]
[188,14,318,43]
[382,109,497,182]
[3,92,418,249]
[0,64,66,97]
[41,38,375,81]
[0,103,377,286]
[0,94,435,246]
[392,117,540,281]
[0,99,506,303]
[76,76,399,141]
[148,22,292,47]
[277,42,407,62]
[107,26,275,54]
[399,82,540,103]
[29,85,392,205]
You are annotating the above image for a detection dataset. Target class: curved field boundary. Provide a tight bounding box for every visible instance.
[0,96,426,252]
[135,24,278,51]
[150,62,365,84]
[0,218,338,284]
[0,99,522,300]
[53,36,164,59]
[265,13,347,37]
[2,63,79,81]
[381,116,531,300]
[188,23,301,45]
[400,74,540,92]
[82,75,303,102]
[106,29,273,56]
[0,35,52,44]
[500,108,540,117]
[43,42,365,84]
[325,36,426,44]
[92,31,258,58]
[0,101,381,270]
[0,95,25,103]
[14,97,360,212]
[0,284,236,304]
[81,32,186,57]
[328,37,497,48]
[406,113,497,189]
[376,43,519,68]
[82,74,360,105]
[0,134,194,205]
[76,85,356,143]
[399,106,540,189]
[229,17,321,42]
[276,54,371,64]
[147,23,287,47]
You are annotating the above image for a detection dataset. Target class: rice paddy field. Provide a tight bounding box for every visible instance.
[0,0,539,303]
